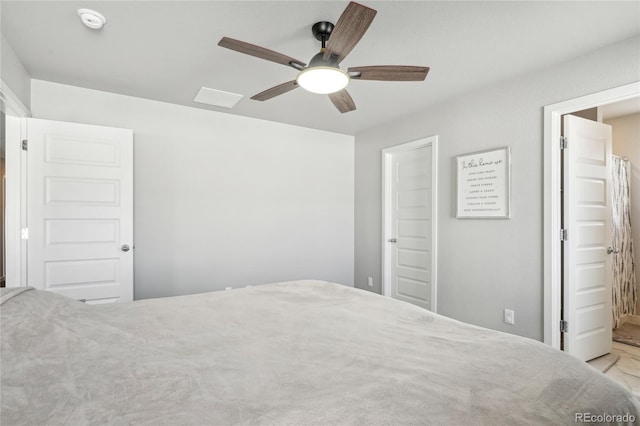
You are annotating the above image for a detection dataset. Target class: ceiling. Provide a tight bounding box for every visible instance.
[1,1,639,135]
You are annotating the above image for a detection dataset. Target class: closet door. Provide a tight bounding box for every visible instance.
[27,118,133,303]
[382,138,437,312]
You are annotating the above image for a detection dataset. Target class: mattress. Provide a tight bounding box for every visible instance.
[1,281,638,425]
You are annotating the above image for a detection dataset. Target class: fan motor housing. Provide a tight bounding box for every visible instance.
[308,52,338,68]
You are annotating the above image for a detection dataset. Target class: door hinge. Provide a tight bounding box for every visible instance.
[560,320,568,333]
[21,139,28,151]
[21,228,29,240]
[560,228,568,241]
[560,136,568,149]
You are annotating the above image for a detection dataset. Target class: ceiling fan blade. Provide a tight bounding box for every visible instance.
[218,37,306,69]
[323,2,377,63]
[328,89,356,113]
[348,66,430,81]
[251,80,299,101]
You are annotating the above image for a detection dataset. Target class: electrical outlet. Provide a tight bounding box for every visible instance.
[504,309,515,325]
[367,277,373,287]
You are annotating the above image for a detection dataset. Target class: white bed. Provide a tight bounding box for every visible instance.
[1,281,638,425]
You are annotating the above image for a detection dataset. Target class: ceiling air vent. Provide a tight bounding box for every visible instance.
[193,87,243,109]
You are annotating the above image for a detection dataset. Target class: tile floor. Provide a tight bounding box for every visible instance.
[603,341,640,399]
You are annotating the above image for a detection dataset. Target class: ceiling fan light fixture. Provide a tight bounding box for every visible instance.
[296,66,350,94]
[218,2,427,113]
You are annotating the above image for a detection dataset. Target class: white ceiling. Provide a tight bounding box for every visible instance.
[2,1,639,135]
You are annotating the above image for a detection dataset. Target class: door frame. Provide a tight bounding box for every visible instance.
[543,81,640,350]
[1,80,31,287]
[381,136,438,312]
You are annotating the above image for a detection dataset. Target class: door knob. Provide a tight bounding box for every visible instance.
[121,244,131,252]
[607,247,620,254]
[388,238,397,243]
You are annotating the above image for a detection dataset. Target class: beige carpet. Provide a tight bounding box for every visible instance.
[613,323,640,348]
[587,353,620,373]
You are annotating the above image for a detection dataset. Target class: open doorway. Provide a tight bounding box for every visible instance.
[602,101,640,348]
[559,103,639,361]
[545,86,640,398]
[544,82,640,353]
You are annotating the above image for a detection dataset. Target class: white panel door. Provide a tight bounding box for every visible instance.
[563,115,612,361]
[388,145,433,310]
[27,118,133,303]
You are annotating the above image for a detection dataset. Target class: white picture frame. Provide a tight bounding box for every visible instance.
[456,146,511,219]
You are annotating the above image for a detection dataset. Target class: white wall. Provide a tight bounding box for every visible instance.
[30,79,354,299]
[607,112,640,314]
[1,34,31,110]
[354,36,640,341]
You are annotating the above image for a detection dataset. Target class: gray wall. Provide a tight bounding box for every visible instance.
[31,80,354,300]
[354,36,640,341]
[0,34,30,110]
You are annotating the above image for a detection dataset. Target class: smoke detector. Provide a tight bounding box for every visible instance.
[78,9,107,30]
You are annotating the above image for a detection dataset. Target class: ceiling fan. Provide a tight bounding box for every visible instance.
[218,1,429,113]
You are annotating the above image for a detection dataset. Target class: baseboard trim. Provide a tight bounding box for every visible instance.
[620,315,640,327]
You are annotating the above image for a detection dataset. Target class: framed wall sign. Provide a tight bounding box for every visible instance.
[456,146,511,219]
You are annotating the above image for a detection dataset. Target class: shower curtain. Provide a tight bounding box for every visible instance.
[611,156,637,329]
